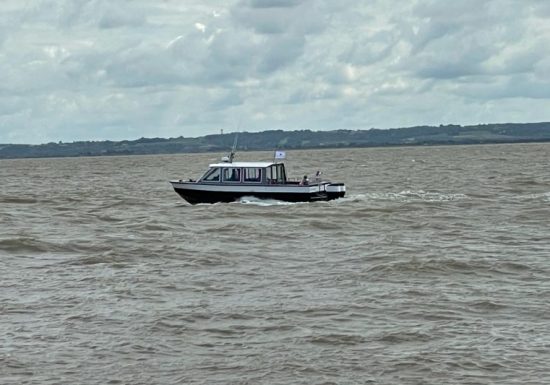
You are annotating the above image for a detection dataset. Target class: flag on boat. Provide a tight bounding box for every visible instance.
[274,150,286,159]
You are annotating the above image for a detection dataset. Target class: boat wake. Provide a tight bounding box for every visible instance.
[236,196,303,206]
[339,190,469,203]
[516,191,550,202]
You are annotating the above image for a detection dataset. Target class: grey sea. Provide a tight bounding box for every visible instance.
[1,143,550,385]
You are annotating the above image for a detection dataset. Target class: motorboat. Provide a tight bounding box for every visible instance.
[169,151,346,204]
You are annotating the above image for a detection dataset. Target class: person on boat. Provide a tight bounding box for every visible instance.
[315,170,322,182]
[300,175,309,185]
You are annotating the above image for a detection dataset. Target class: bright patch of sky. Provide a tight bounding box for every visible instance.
[1,0,550,143]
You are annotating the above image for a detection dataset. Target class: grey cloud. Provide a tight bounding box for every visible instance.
[203,30,261,81]
[500,76,550,99]
[481,39,548,77]
[528,1,550,17]
[401,0,540,80]
[99,0,316,88]
[534,57,550,80]
[233,0,327,35]
[209,89,244,110]
[455,74,550,100]
[0,95,25,117]
[342,30,397,66]
[257,34,305,73]
[101,25,257,88]
[97,7,146,29]
[411,38,491,79]
[23,0,147,29]
[248,0,303,8]
[233,8,292,34]
[286,86,340,104]
[405,20,460,55]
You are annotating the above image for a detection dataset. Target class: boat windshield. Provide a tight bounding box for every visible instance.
[201,167,221,182]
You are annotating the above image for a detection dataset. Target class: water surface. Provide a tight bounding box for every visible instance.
[1,144,550,384]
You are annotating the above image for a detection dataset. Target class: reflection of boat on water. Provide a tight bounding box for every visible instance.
[169,151,346,205]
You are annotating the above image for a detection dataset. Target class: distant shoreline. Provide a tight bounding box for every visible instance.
[3,140,550,162]
[2,122,550,159]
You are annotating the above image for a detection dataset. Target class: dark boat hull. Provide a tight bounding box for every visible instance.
[170,182,345,205]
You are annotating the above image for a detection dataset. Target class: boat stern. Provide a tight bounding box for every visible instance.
[326,183,346,200]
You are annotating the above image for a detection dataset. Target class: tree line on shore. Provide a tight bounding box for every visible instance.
[1,122,550,159]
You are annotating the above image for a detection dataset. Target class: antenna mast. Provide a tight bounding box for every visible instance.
[229,133,238,163]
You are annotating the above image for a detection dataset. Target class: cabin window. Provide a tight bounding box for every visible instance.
[277,164,286,183]
[223,168,241,182]
[267,164,286,184]
[244,168,262,183]
[202,167,221,182]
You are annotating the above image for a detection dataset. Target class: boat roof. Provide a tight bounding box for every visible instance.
[208,161,280,168]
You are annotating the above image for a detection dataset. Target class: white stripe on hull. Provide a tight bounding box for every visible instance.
[326,184,346,193]
[169,181,328,194]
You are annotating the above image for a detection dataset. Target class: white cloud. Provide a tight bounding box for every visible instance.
[1,0,550,143]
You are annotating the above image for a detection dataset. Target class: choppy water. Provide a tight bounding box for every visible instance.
[1,143,550,384]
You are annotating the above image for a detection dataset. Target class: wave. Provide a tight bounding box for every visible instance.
[365,257,534,277]
[304,219,343,230]
[507,177,549,187]
[375,330,433,343]
[306,333,366,345]
[0,196,40,204]
[0,236,116,256]
[0,237,63,253]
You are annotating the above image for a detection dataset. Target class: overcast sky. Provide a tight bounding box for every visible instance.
[1,0,550,144]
